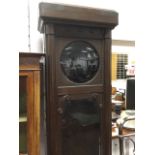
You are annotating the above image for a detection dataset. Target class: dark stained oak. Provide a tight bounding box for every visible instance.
[38,3,118,155]
[38,3,118,32]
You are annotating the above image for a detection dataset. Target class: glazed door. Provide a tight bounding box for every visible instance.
[19,72,35,155]
[57,93,103,155]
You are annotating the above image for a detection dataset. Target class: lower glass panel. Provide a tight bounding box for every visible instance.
[19,76,27,154]
[19,123,27,154]
[61,98,100,155]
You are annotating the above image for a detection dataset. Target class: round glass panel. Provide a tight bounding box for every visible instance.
[60,41,99,83]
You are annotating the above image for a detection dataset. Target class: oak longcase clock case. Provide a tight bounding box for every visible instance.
[38,3,118,155]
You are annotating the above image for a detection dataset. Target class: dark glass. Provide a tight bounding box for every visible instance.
[19,77,27,154]
[60,98,100,155]
[60,41,99,83]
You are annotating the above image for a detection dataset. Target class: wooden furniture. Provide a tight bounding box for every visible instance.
[19,53,45,155]
[38,3,118,155]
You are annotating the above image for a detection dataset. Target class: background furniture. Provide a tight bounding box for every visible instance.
[19,53,46,155]
[38,3,118,155]
[113,110,135,155]
[126,78,135,110]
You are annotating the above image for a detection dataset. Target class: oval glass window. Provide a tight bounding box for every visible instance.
[60,41,99,83]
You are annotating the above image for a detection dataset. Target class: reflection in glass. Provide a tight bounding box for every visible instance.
[61,98,100,155]
[19,77,27,154]
[60,41,99,83]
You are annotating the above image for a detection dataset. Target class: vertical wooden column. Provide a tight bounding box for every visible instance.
[102,30,112,155]
[44,24,61,155]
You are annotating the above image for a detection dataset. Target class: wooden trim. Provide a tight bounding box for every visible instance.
[33,71,41,155]
[45,32,59,155]
[39,3,118,24]
[19,53,45,68]
[19,52,45,57]
[58,85,104,95]
[38,3,118,32]
[20,65,42,71]
[102,30,112,155]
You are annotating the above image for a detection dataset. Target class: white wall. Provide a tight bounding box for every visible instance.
[18,0,137,53]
